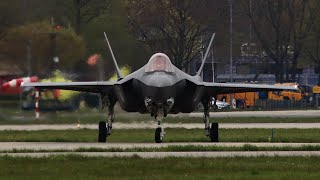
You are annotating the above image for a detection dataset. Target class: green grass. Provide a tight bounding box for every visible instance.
[1,128,320,143]
[0,156,320,179]
[3,144,320,153]
[1,110,320,124]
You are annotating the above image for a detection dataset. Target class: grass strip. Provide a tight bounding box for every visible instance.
[0,156,320,179]
[0,128,320,143]
[2,109,320,124]
[3,144,320,153]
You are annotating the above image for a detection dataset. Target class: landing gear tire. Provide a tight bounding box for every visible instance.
[98,121,107,142]
[210,123,219,142]
[155,127,163,143]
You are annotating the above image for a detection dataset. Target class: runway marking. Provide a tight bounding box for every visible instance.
[1,151,320,158]
[2,123,320,130]
[0,142,319,151]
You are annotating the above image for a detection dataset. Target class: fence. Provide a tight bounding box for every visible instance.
[254,99,308,110]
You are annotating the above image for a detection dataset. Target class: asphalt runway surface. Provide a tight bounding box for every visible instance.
[1,123,320,130]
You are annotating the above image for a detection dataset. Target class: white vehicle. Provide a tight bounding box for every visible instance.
[211,98,230,109]
[215,100,230,109]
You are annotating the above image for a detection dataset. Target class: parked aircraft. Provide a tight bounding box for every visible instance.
[22,33,298,143]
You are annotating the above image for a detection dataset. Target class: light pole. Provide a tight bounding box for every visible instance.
[228,0,235,109]
[50,32,57,71]
[26,40,32,76]
[24,0,32,76]
[211,50,215,83]
[249,0,252,56]
[228,0,233,83]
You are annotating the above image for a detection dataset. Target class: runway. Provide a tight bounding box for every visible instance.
[0,142,319,151]
[1,109,319,158]
[1,123,320,130]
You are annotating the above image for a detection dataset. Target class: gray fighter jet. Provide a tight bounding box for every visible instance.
[22,33,298,143]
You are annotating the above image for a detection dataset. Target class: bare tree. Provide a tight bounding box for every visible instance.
[305,14,320,85]
[0,1,24,40]
[244,0,293,83]
[72,0,110,34]
[243,0,319,83]
[125,0,216,71]
[0,21,86,75]
[289,0,320,81]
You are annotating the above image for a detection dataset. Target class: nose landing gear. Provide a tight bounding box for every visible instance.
[154,112,165,143]
[155,127,164,143]
[146,97,174,143]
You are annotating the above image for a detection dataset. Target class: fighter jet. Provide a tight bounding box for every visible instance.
[22,33,298,143]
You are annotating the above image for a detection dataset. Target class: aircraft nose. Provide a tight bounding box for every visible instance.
[145,73,174,87]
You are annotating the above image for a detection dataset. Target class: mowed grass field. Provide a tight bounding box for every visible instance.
[0,156,320,179]
[1,128,320,143]
[3,144,320,153]
[2,110,320,124]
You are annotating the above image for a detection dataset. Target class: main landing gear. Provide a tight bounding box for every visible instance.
[98,121,107,142]
[98,95,116,143]
[203,98,219,142]
[209,123,219,142]
[203,115,219,142]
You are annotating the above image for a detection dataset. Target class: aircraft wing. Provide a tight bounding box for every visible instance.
[21,81,115,94]
[203,82,299,95]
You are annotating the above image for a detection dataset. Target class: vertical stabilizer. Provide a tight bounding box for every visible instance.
[196,33,216,77]
[103,32,123,79]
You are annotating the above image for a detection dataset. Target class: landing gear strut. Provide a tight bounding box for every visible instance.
[145,97,174,143]
[98,95,116,143]
[155,115,165,143]
[202,98,219,142]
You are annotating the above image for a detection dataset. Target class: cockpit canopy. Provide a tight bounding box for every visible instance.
[145,53,174,73]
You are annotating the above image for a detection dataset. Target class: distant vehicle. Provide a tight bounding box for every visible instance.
[300,85,320,106]
[217,83,306,108]
[213,100,230,109]
[313,86,320,94]
[217,92,258,108]
[299,84,313,102]
[22,33,298,143]
[269,83,304,101]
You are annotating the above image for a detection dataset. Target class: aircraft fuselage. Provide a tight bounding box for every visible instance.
[113,70,204,115]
